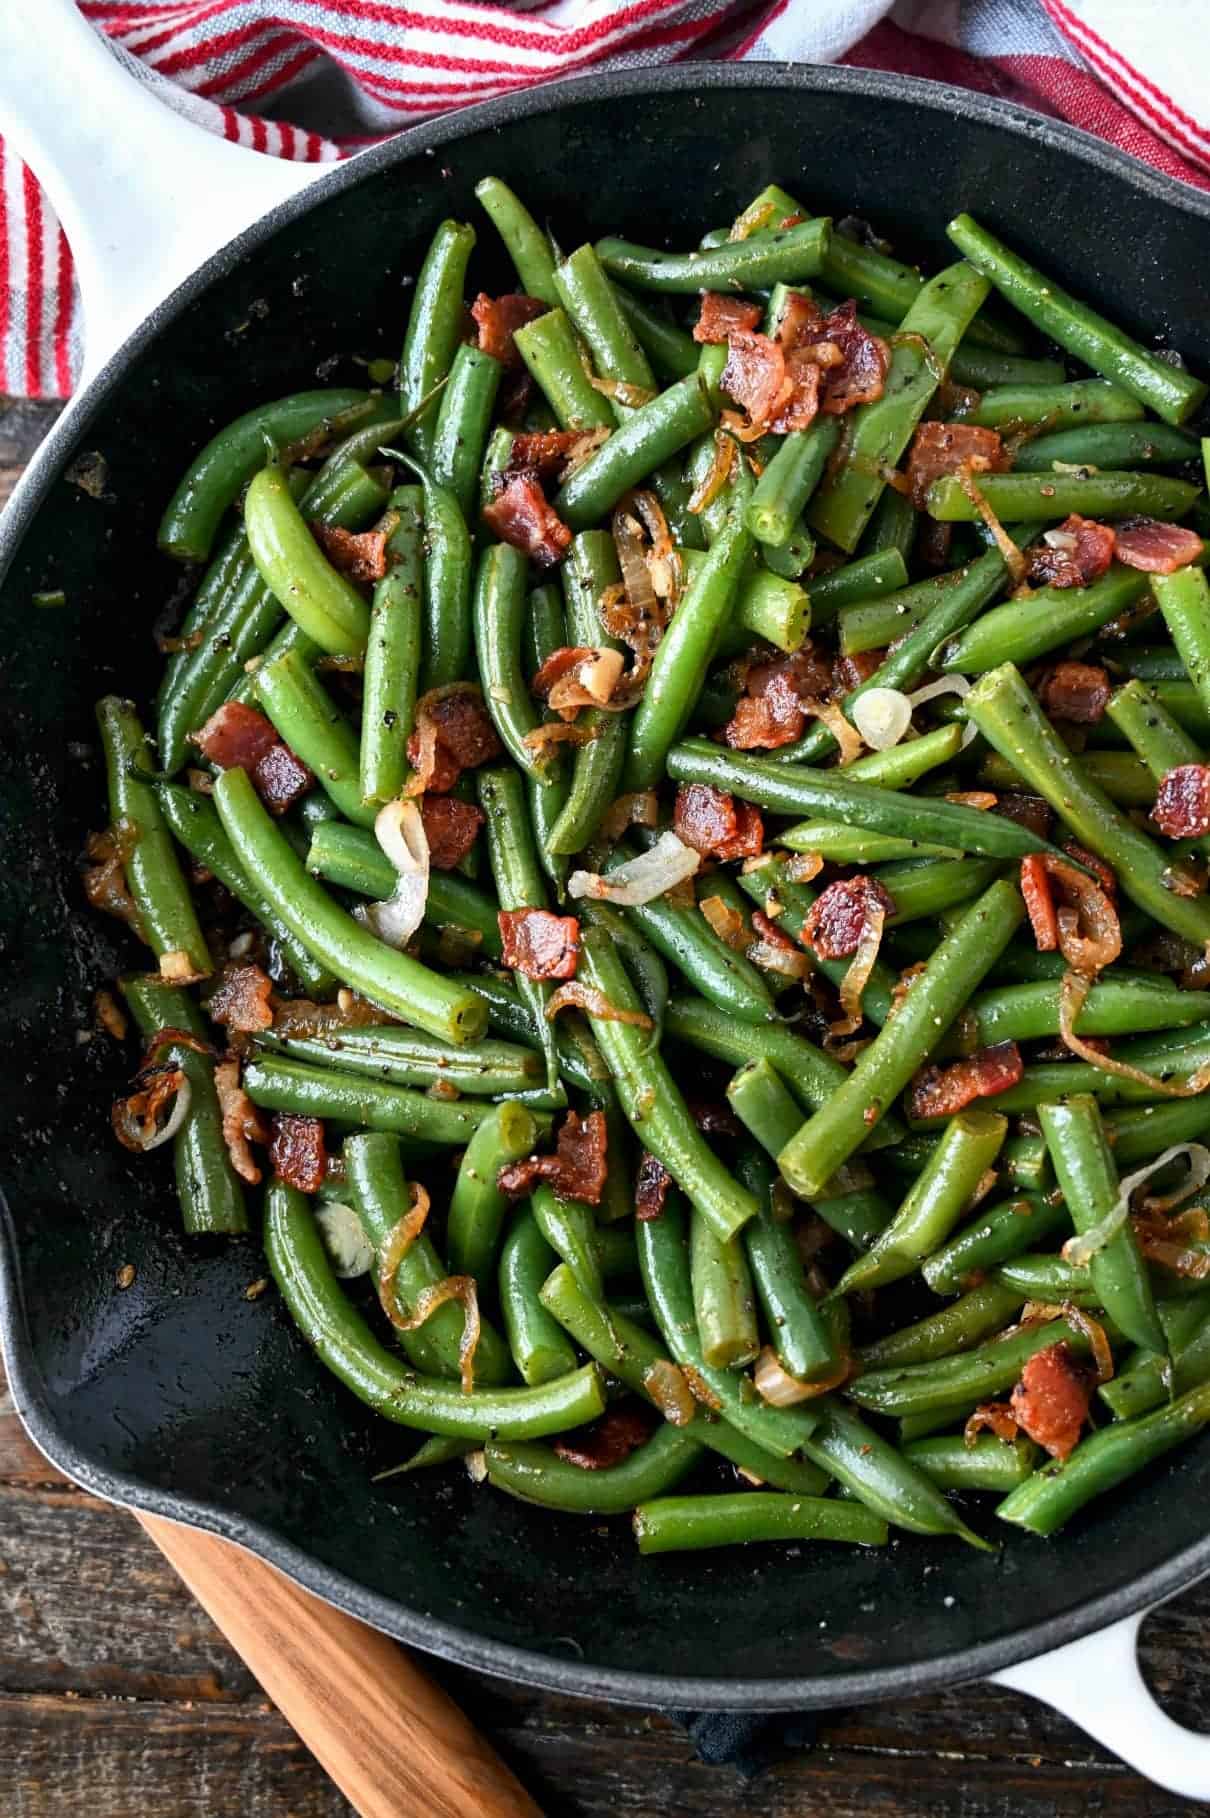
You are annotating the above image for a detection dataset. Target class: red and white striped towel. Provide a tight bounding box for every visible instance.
[3,0,1209,398]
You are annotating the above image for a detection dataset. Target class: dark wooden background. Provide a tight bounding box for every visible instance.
[4,397,1209,1818]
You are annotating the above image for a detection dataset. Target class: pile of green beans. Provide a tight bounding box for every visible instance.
[88,181,1210,1559]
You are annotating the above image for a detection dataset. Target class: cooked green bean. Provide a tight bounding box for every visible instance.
[255,648,371,827]
[547,531,628,854]
[927,469,1199,524]
[739,1147,837,1382]
[1013,421,1200,472]
[432,344,503,520]
[633,1491,886,1554]
[498,1207,578,1386]
[922,1194,1070,1296]
[805,547,910,625]
[513,308,616,433]
[473,544,551,785]
[860,1280,1026,1370]
[447,1102,540,1281]
[554,374,714,528]
[956,379,1144,432]
[904,1434,1039,1494]
[1100,1291,1210,1421]
[474,177,559,305]
[244,461,373,655]
[400,220,476,458]
[491,1427,700,1515]
[358,485,424,806]
[597,219,830,294]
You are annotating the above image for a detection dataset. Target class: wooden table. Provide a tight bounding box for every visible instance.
[4,397,1209,1818]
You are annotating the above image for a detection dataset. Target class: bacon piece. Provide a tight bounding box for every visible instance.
[1061,839,1116,897]
[721,330,788,435]
[407,686,503,794]
[553,1406,653,1469]
[310,522,388,584]
[207,963,274,1034]
[269,1113,327,1194]
[1154,763,1210,838]
[1020,852,1059,951]
[1026,514,1116,589]
[693,292,762,344]
[636,1151,672,1221]
[498,1108,609,1206]
[810,299,890,416]
[214,1058,269,1185]
[1010,1341,1093,1462]
[995,793,1053,840]
[750,909,799,955]
[507,429,584,482]
[531,645,598,699]
[419,794,483,870]
[483,472,572,568]
[1021,853,1120,975]
[905,1042,1024,1121]
[722,645,833,750]
[252,739,314,814]
[192,701,279,773]
[804,877,896,962]
[1035,660,1111,724]
[672,782,764,861]
[832,649,882,695]
[964,1402,1022,1446]
[906,421,1009,509]
[499,907,580,981]
[470,291,546,368]
[688,1100,742,1140]
[1113,516,1205,575]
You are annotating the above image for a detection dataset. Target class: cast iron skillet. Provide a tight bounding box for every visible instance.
[4,63,1210,1712]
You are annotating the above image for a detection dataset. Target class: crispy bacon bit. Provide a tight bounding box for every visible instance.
[688,1100,742,1140]
[831,649,883,695]
[214,1058,269,1184]
[810,299,891,416]
[207,963,274,1034]
[906,421,1008,509]
[721,330,790,438]
[672,782,764,861]
[693,292,762,344]
[722,644,834,750]
[253,739,314,814]
[407,685,502,794]
[498,907,580,981]
[112,1067,186,1152]
[497,1108,608,1206]
[1036,660,1111,724]
[750,908,799,955]
[269,1113,327,1194]
[1027,515,1116,589]
[553,1405,652,1469]
[419,795,483,870]
[310,522,388,584]
[470,291,546,367]
[636,1150,673,1221]
[964,1402,1021,1446]
[83,822,145,937]
[1010,1342,1093,1462]
[804,877,896,962]
[1020,853,1059,952]
[1113,516,1205,575]
[506,429,584,482]
[1154,764,1210,838]
[192,701,279,772]
[483,471,572,568]
[1061,839,1116,897]
[996,793,1053,840]
[1021,853,1121,975]
[906,1042,1024,1120]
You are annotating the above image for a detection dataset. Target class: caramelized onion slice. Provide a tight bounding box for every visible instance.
[544,980,654,1029]
[568,831,700,906]
[1064,1142,1210,1269]
[839,900,887,1026]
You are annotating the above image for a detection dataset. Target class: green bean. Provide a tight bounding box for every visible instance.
[809,260,991,552]
[265,1183,603,1436]
[1038,1096,1164,1352]
[597,219,830,294]
[537,1266,827,1492]
[214,767,487,1043]
[579,900,668,1041]
[950,351,1066,389]
[778,880,1024,1197]
[947,214,1208,426]
[667,739,1056,862]
[633,1491,885,1554]
[1100,1291,1210,1420]
[747,417,840,551]
[836,1112,1008,1294]
[546,531,627,855]
[805,548,910,627]
[860,487,918,565]
[305,823,502,956]
[574,933,757,1242]
[998,1378,1210,1536]
[157,783,332,992]
[390,458,478,697]
[779,824,960,865]
[120,975,247,1235]
[993,1254,1106,1307]
[861,1281,1026,1370]
[357,485,424,807]
[839,559,1006,657]
[1014,421,1200,472]
[850,1305,1120,1418]
[156,520,249,734]
[490,1427,700,1515]
[400,220,476,458]
[616,289,699,380]
[964,1026,1210,1116]
[822,728,962,790]
[554,243,655,399]
[97,697,210,979]
[957,379,1144,432]
[690,1198,759,1370]
[923,1194,1071,1295]
[802,1401,990,1547]
[446,1102,540,1281]
[977,746,1156,810]
[498,1208,578,1386]
[685,425,754,545]
[343,1132,511,1382]
[244,1053,485,1145]
[878,857,1003,927]
[524,582,572,895]
[255,648,371,827]
[431,344,503,520]
[256,1024,539,1097]
[713,568,809,656]
[945,975,1210,1051]
[478,425,515,520]
[904,1434,1040,1494]
[813,1190,893,1253]
[1151,566,1210,730]
[965,662,1210,949]
[898,1405,979,1444]
[604,856,775,1026]
[474,178,559,305]
[1123,677,1210,741]
[244,462,372,655]
[379,1435,472,1476]
[529,1181,602,1303]
[727,1059,806,1163]
[1108,1098,1210,1169]
[473,544,551,785]
[513,308,615,433]
[738,1147,836,1381]
[158,389,372,561]
[1107,677,1201,800]
[665,996,859,1124]
[478,765,561,1088]
[927,469,1199,524]
[554,375,714,529]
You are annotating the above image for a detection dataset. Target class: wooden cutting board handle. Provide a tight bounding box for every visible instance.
[136,1512,544,1818]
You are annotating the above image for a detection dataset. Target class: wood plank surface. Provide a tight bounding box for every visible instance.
[3,398,1209,1817]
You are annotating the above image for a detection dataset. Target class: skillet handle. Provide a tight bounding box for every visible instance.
[135,1512,545,1818]
[0,0,327,384]
[992,1599,1210,1802]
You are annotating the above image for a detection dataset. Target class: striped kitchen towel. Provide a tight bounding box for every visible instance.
[3,0,1209,397]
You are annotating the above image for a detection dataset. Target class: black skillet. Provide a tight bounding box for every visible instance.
[4,57,1210,1745]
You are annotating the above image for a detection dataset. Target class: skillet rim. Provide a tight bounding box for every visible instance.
[4,59,1210,1713]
